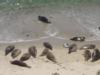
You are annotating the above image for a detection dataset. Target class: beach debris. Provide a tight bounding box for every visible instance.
[46,50,57,63]
[5,45,15,56]
[80,44,96,50]
[96,70,100,75]
[68,43,77,54]
[91,48,100,62]
[40,48,49,56]
[38,16,51,23]
[11,49,21,59]
[52,72,60,75]
[70,36,85,42]
[10,60,31,68]
[28,46,37,58]
[83,50,91,61]
[20,53,31,61]
[63,43,70,48]
[43,42,53,50]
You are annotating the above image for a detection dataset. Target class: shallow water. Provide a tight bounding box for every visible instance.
[0,1,100,43]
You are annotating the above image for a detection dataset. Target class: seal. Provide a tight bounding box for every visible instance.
[80,44,96,50]
[70,36,85,42]
[46,50,57,63]
[20,53,31,61]
[10,60,31,68]
[11,49,21,59]
[91,48,100,62]
[68,43,77,54]
[83,50,91,61]
[40,48,49,56]
[28,46,37,58]
[43,42,53,50]
[5,45,15,56]
[38,16,51,23]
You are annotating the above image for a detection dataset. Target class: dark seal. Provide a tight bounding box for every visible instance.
[68,43,77,54]
[91,48,100,62]
[70,36,85,42]
[43,42,53,50]
[38,16,51,23]
[5,45,15,56]
[10,60,31,68]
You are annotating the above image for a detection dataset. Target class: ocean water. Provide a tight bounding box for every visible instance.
[0,0,100,43]
[0,0,100,10]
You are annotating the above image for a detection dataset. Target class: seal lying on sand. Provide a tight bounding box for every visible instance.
[43,42,53,50]
[80,44,96,50]
[5,45,15,56]
[11,49,21,59]
[38,16,51,23]
[28,46,37,58]
[40,48,49,56]
[20,53,31,61]
[46,51,57,63]
[68,43,77,54]
[10,60,31,68]
[40,48,57,63]
[91,48,100,62]
[70,36,85,42]
[83,50,91,61]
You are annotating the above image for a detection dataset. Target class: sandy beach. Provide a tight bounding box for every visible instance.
[0,38,100,75]
[0,2,100,75]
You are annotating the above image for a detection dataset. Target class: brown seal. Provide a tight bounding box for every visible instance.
[43,42,53,50]
[10,60,31,68]
[20,53,31,61]
[68,43,77,54]
[40,48,49,56]
[11,49,21,59]
[5,45,15,56]
[28,46,37,58]
[83,50,91,61]
[46,51,57,63]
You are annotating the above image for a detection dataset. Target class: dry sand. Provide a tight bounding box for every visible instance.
[0,39,100,75]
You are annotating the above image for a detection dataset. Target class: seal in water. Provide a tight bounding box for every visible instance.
[91,48,100,62]
[68,43,77,54]
[46,50,57,63]
[80,44,96,50]
[83,50,91,61]
[28,46,37,58]
[5,45,15,56]
[20,53,31,61]
[10,60,31,68]
[40,48,49,56]
[70,36,85,42]
[43,42,53,50]
[11,49,21,59]
[38,16,51,23]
